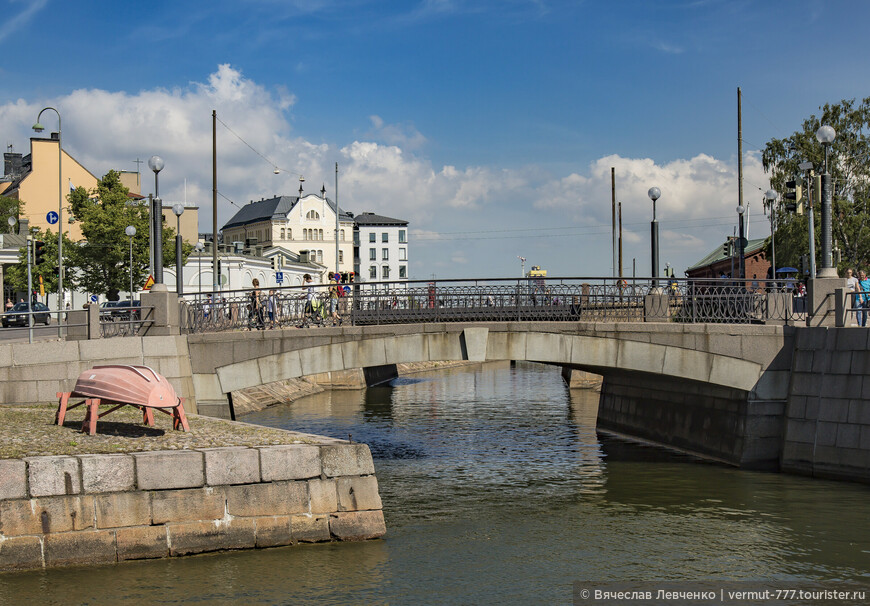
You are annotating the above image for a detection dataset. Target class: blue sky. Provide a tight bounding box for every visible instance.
[1,0,868,279]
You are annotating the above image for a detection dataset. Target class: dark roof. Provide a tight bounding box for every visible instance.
[686,237,766,272]
[221,194,353,231]
[353,212,408,227]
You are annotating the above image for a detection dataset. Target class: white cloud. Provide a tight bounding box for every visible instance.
[0,64,769,278]
[367,115,427,150]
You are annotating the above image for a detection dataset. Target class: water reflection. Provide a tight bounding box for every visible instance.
[2,361,870,605]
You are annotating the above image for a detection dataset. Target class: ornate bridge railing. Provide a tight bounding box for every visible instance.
[179,277,800,335]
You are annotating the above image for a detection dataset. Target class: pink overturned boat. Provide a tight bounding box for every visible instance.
[56,364,190,435]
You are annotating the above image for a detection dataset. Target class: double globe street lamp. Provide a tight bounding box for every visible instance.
[648,187,661,287]
[815,125,837,278]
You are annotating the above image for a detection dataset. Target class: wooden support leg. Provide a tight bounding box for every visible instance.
[173,398,190,432]
[56,392,71,426]
[82,399,100,435]
[143,407,155,427]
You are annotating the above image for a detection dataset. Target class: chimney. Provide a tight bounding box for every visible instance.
[18,218,29,235]
[4,152,23,178]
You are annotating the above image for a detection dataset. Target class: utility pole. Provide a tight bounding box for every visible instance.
[212,110,218,292]
[737,87,746,280]
[611,167,617,277]
[618,201,623,279]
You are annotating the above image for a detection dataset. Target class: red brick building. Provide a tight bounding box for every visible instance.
[685,238,771,282]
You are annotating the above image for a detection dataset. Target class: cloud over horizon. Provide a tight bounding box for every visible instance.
[0,64,769,276]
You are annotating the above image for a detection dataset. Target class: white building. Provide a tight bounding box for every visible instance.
[353,212,409,283]
[221,193,354,276]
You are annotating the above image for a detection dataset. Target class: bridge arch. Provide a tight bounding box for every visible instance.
[198,327,765,400]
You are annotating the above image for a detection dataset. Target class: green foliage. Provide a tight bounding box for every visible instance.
[5,228,76,296]
[0,196,23,231]
[762,97,870,272]
[67,170,191,298]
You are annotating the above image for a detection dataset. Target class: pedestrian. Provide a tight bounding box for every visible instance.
[4,298,11,311]
[249,278,265,330]
[267,289,277,328]
[328,274,341,326]
[859,270,870,327]
[846,269,859,325]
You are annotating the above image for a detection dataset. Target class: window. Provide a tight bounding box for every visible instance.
[340,229,345,241]
[369,248,376,261]
[369,233,376,243]
[382,248,389,261]
[287,228,292,240]
[382,265,390,279]
[399,247,407,261]
[399,230,406,243]
[306,210,320,220]
[369,266,377,279]
[280,228,285,239]
[319,229,324,240]
[316,250,323,264]
[382,232,389,243]
[339,250,344,263]
[399,265,407,278]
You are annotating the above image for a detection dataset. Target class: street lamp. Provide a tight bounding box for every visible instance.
[148,155,164,284]
[764,189,777,281]
[32,107,63,336]
[648,187,661,287]
[7,215,16,234]
[125,225,136,304]
[815,125,837,277]
[172,204,184,296]
[194,242,204,298]
[736,204,746,280]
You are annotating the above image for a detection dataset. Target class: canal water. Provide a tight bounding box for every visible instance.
[2,361,870,605]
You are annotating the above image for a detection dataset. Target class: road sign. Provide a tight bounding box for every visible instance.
[90,295,98,303]
[143,275,155,291]
[275,271,284,284]
[46,211,59,225]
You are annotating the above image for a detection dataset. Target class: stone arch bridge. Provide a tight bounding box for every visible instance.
[188,322,792,469]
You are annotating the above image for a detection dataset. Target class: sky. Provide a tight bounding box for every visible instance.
[1,0,868,280]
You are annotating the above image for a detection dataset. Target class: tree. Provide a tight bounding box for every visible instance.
[4,228,77,298]
[763,97,870,272]
[67,170,191,300]
[0,195,23,232]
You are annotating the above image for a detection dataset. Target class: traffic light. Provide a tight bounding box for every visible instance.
[217,260,222,275]
[34,240,45,265]
[52,266,59,279]
[722,240,730,257]
[784,178,802,213]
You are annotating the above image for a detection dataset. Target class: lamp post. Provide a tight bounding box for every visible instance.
[125,226,136,304]
[195,242,204,298]
[172,204,184,296]
[32,108,63,336]
[736,204,746,280]
[816,125,837,277]
[148,155,164,284]
[764,189,777,281]
[648,187,661,287]
[7,215,16,234]
[518,256,526,278]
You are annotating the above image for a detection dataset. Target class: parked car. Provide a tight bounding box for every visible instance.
[2,302,51,327]
[100,300,141,321]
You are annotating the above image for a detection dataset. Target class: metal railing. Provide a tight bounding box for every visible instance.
[99,304,153,338]
[179,277,800,334]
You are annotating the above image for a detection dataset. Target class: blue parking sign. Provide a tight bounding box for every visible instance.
[275,272,284,283]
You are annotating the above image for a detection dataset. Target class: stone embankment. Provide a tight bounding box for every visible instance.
[0,408,385,572]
